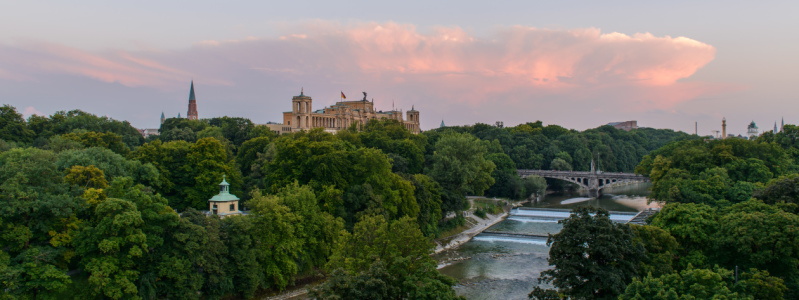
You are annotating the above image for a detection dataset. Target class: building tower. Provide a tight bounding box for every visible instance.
[160,112,165,125]
[406,105,420,134]
[782,117,784,133]
[292,88,312,129]
[775,122,778,133]
[747,121,759,139]
[187,81,199,120]
[722,117,727,139]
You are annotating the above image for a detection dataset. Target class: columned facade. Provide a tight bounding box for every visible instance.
[282,89,421,134]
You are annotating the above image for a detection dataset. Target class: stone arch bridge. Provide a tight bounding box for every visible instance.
[517,169,649,197]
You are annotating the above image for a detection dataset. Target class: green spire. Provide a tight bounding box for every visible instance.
[440,120,445,128]
[189,81,196,101]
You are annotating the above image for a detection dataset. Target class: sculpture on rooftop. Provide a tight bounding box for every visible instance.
[362,91,367,101]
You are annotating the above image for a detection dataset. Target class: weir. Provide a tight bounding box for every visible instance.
[511,207,639,223]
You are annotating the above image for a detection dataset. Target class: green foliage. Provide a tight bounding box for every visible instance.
[637,139,793,204]
[320,215,462,299]
[62,131,129,156]
[0,104,35,143]
[426,132,496,212]
[619,266,746,300]
[29,109,143,149]
[631,225,678,277]
[539,207,645,300]
[132,138,241,210]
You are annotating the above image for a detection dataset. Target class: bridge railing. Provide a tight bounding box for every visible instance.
[517,170,649,182]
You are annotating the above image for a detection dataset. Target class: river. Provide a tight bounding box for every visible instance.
[434,183,656,300]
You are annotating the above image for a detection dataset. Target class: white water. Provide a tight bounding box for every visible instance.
[472,235,549,245]
[510,208,636,223]
[560,197,592,205]
[506,216,561,223]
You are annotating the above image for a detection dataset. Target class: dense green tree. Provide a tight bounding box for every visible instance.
[0,105,35,143]
[619,267,746,300]
[74,198,147,299]
[539,207,645,300]
[426,132,495,212]
[28,110,143,148]
[650,203,718,269]
[57,147,159,188]
[631,225,679,277]
[271,183,344,272]
[62,131,130,156]
[714,199,799,294]
[322,215,462,299]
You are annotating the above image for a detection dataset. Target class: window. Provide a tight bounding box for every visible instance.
[229,204,235,211]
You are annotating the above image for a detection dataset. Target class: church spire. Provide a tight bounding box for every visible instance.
[189,80,196,101]
[187,81,199,120]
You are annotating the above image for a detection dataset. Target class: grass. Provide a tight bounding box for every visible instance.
[472,198,505,215]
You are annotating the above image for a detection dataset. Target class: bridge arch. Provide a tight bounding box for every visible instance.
[517,169,649,197]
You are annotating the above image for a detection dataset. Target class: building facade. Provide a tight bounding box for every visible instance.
[281,90,420,134]
[208,175,242,218]
[607,120,638,131]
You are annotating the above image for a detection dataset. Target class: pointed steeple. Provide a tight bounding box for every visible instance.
[189,80,196,101]
[440,120,445,128]
[775,122,778,133]
[178,113,181,118]
[161,112,165,119]
[782,117,784,132]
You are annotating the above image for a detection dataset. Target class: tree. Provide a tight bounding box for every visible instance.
[619,267,746,300]
[713,199,799,294]
[0,105,35,143]
[426,132,495,212]
[539,207,645,299]
[650,203,718,269]
[75,198,147,299]
[321,215,462,300]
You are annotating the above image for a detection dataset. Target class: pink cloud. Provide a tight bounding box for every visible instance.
[22,106,43,118]
[0,22,719,109]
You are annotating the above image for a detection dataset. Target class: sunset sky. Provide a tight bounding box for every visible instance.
[2,1,797,135]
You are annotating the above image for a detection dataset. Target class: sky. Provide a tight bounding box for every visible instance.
[1,0,798,135]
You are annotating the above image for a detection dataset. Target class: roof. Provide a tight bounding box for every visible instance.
[209,175,240,202]
[189,81,196,101]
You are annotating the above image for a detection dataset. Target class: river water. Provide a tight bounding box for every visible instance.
[434,183,656,300]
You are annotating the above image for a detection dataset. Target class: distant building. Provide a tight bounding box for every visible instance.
[606,120,638,131]
[260,122,293,135]
[208,175,242,218]
[282,89,420,134]
[187,81,199,120]
[747,121,759,139]
[138,128,160,138]
[440,120,446,128]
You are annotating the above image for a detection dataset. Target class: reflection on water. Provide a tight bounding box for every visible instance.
[524,183,657,212]
[438,183,655,299]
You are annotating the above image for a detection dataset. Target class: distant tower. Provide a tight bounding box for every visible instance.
[775,122,778,133]
[291,88,312,129]
[160,112,165,125]
[178,113,181,118]
[781,117,784,132]
[747,121,759,139]
[187,81,199,120]
[722,117,727,139]
[440,120,446,128]
[406,105,420,134]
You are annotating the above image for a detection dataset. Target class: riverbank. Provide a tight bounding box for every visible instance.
[434,198,521,255]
